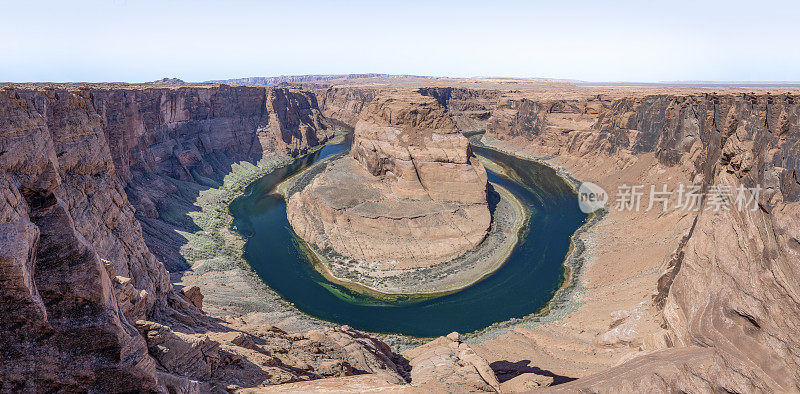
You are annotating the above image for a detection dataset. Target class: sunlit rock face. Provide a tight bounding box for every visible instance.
[288,94,490,269]
[0,85,339,391]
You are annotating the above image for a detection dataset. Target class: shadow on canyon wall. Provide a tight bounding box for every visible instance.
[90,86,332,272]
[490,360,577,385]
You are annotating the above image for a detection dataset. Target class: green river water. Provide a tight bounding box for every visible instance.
[229,137,587,337]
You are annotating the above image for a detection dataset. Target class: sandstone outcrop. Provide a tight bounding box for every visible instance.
[0,85,399,392]
[0,87,161,392]
[482,91,800,392]
[5,79,800,392]
[418,87,500,132]
[181,285,204,310]
[636,94,799,392]
[403,332,501,392]
[133,320,407,390]
[92,85,331,270]
[248,331,501,393]
[315,86,501,135]
[315,86,379,126]
[288,94,490,270]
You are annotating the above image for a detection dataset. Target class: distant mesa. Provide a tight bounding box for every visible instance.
[148,77,186,85]
[207,74,441,86]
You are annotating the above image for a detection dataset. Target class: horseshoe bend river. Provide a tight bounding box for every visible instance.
[229,137,588,338]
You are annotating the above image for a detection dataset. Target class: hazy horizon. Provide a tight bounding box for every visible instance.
[9,72,800,85]
[4,0,800,83]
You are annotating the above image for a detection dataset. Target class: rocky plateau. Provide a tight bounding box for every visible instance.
[2,77,799,393]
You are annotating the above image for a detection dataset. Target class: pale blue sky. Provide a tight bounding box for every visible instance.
[3,0,799,83]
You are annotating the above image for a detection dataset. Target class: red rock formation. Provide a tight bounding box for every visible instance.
[0,85,403,392]
[288,94,490,270]
[245,331,501,393]
[4,81,799,392]
[315,86,379,126]
[484,92,800,392]
[0,87,160,392]
[418,87,500,132]
[87,86,331,270]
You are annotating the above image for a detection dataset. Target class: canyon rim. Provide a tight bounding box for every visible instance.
[4,2,800,392]
[3,78,799,392]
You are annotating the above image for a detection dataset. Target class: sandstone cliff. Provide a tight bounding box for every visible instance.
[89,86,330,270]
[0,85,411,392]
[626,94,799,393]
[350,95,487,203]
[1,86,167,391]
[314,86,379,126]
[5,80,800,392]
[316,86,501,134]
[243,331,501,393]
[287,94,490,272]
[314,84,800,390]
[418,87,500,132]
[482,92,800,392]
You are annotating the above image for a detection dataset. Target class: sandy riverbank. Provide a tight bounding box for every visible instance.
[468,135,696,381]
[171,148,337,334]
[294,182,528,297]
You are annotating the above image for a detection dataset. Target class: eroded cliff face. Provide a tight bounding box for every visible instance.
[88,86,331,270]
[637,94,800,393]
[315,86,379,127]
[0,85,413,392]
[0,87,164,391]
[483,95,611,158]
[483,92,800,392]
[418,87,500,132]
[287,94,490,270]
[316,86,501,134]
[5,81,799,392]
[350,95,488,203]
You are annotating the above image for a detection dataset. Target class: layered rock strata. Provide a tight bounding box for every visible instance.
[0,85,406,392]
[92,86,331,270]
[288,95,490,272]
[0,86,168,391]
[5,80,800,392]
[315,86,379,126]
[243,331,501,393]
[481,92,800,392]
[316,84,800,390]
[418,87,501,132]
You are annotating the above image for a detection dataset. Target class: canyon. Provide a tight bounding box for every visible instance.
[1,77,799,393]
